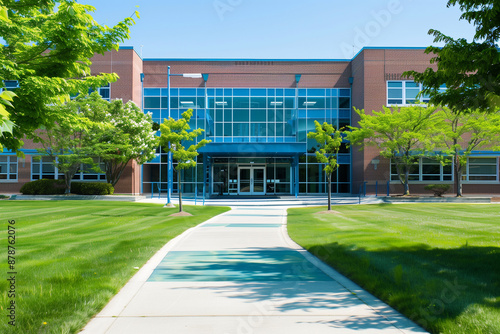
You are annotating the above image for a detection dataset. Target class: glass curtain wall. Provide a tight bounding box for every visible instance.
[143,87,351,195]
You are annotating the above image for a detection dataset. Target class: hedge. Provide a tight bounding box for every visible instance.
[19,179,66,195]
[424,184,451,197]
[70,182,114,195]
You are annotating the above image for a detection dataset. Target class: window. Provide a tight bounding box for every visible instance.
[73,162,106,181]
[387,81,440,106]
[391,157,452,182]
[88,84,110,101]
[0,156,18,181]
[146,87,349,143]
[32,156,63,180]
[32,156,106,181]
[2,80,19,91]
[464,157,498,182]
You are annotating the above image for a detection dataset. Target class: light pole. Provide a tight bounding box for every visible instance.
[164,66,203,208]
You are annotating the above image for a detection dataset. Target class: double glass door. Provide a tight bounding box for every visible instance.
[238,167,265,195]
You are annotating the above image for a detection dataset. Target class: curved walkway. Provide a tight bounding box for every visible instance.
[82,206,428,334]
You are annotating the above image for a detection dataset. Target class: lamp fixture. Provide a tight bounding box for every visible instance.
[182,73,202,78]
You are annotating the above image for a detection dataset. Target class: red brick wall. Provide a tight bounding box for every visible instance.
[352,49,437,192]
[91,48,143,194]
[143,60,351,88]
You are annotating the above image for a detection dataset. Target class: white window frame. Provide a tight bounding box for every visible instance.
[463,157,499,183]
[31,156,106,181]
[390,157,453,183]
[386,80,446,106]
[0,156,18,182]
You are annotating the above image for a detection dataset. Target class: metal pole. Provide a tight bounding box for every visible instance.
[165,66,174,207]
[203,79,207,205]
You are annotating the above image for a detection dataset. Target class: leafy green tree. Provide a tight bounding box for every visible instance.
[307,121,343,211]
[404,0,500,112]
[82,94,158,187]
[434,107,500,197]
[160,109,210,213]
[0,7,15,148]
[0,90,15,148]
[33,101,101,193]
[0,0,137,152]
[348,106,438,196]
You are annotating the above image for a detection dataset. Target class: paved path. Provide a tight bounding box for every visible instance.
[82,206,428,334]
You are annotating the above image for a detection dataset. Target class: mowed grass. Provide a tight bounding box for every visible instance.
[0,201,229,334]
[287,204,500,334]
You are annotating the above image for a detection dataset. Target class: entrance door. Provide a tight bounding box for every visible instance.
[238,167,266,195]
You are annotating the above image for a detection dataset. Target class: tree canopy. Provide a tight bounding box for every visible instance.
[348,106,438,195]
[307,121,343,211]
[404,0,500,112]
[86,95,158,187]
[33,96,101,193]
[0,0,137,152]
[160,109,210,212]
[433,107,500,196]
[34,93,157,192]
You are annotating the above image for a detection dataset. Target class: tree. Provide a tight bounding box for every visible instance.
[433,107,500,197]
[0,0,137,152]
[0,90,15,149]
[33,100,101,193]
[307,121,343,211]
[0,6,15,145]
[159,109,210,213]
[83,94,158,187]
[404,0,500,112]
[347,106,438,196]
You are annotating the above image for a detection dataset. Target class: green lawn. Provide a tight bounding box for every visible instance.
[0,201,229,334]
[287,204,500,334]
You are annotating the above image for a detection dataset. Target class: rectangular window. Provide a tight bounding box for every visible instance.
[386,81,436,106]
[32,157,105,181]
[0,156,18,181]
[465,157,498,181]
[2,80,19,91]
[390,157,452,182]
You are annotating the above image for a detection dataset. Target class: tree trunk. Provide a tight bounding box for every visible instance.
[178,170,183,212]
[106,160,130,187]
[64,175,71,194]
[455,154,463,197]
[327,174,332,211]
[403,168,410,196]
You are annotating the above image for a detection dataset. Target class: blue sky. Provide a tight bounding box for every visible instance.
[80,0,478,60]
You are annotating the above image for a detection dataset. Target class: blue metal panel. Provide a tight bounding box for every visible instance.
[200,143,306,157]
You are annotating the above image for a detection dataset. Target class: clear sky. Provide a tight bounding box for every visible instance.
[80,0,478,60]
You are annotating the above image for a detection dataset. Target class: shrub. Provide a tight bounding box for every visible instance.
[424,184,451,197]
[20,179,66,195]
[71,182,114,195]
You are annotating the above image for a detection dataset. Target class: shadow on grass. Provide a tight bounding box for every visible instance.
[306,242,500,333]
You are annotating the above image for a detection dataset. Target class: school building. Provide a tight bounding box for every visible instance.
[2,47,499,196]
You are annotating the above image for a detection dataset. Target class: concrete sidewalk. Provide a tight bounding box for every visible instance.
[81,206,428,334]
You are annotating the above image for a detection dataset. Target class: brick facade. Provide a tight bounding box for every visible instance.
[2,47,499,195]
